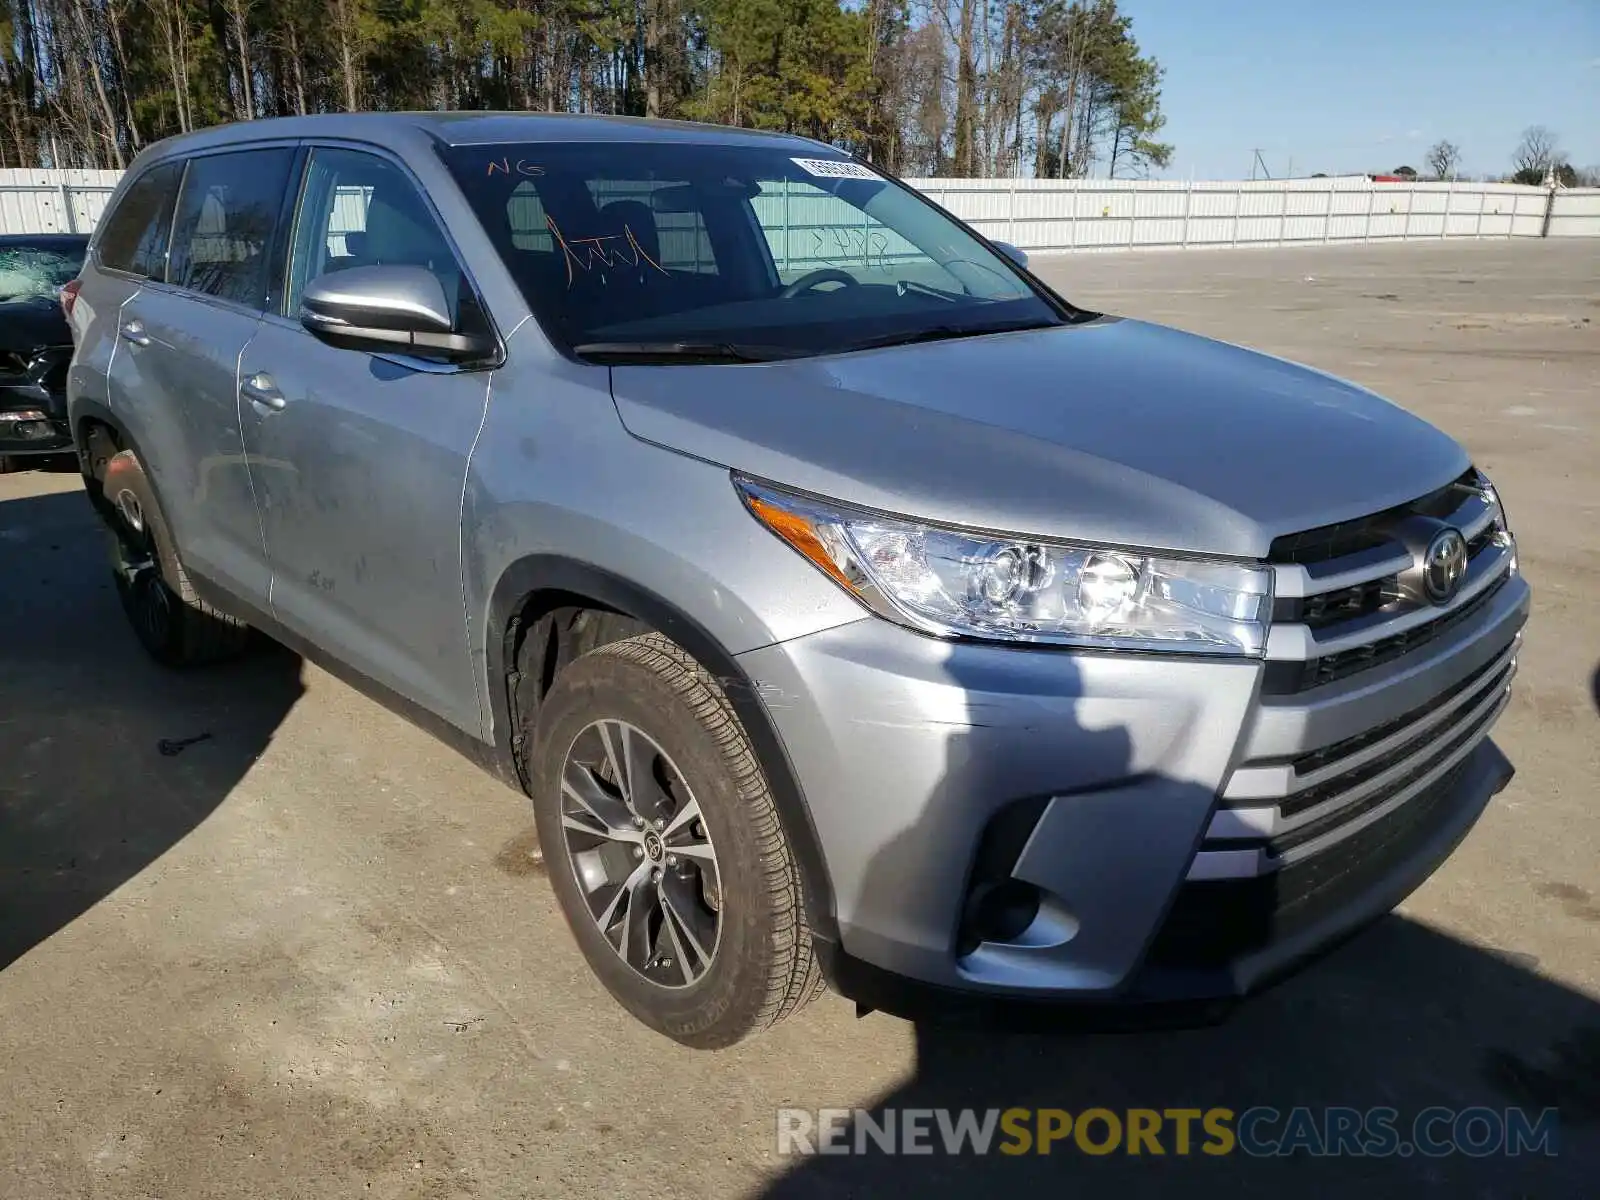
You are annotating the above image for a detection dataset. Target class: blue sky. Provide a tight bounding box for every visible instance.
[1121,0,1599,179]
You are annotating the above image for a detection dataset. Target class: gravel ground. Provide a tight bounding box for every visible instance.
[1,238,1595,1198]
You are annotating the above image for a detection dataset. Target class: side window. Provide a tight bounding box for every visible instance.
[285,147,465,323]
[95,161,184,278]
[167,148,295,309]
[506,181,552,253]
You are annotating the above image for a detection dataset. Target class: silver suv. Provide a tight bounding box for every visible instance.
[66,114,1528,1047]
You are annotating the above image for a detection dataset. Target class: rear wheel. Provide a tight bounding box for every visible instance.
[105,453,252,668]
[529,632,823,1048]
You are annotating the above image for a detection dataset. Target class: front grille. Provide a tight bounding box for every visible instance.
[1267,469,1477,565]
[1275,575,1397,628]
[1268,470,1476,566]
[1264,572,1510,693]
[1159,470,1524,970]
[1263,469,1512,695]
[1147,759,1474,969]
[0,345,71,390]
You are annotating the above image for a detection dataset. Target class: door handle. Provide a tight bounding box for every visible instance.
[240,371,286,412]
[119,319,150,346]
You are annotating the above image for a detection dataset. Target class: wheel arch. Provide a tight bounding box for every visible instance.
[487,555,839,944]
[71,404,177,566]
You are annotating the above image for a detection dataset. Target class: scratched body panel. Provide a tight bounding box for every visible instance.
[239,316,493,735]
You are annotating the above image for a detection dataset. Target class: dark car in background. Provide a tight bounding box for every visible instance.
[0,233,88,471]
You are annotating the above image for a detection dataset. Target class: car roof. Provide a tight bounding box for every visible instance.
[130,112,836,166]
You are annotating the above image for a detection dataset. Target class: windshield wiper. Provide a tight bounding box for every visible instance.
[841,319,1060,354]
[573,341,813,364]
[894,278,965,302]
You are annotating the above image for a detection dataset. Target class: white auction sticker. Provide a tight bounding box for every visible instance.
[791,158,881,181]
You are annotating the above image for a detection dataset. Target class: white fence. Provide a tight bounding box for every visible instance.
[0,168,122,235]
[4,166,1597,255]
[901,176,1600,253]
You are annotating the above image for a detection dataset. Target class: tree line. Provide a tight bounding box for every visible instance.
[0,0,1170,179]
[1417,127,1597,187]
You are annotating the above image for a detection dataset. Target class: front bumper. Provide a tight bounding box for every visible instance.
[736,569,1529,1013]
[1,349,73,455]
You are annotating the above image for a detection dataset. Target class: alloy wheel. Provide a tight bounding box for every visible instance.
[558,719,722,989]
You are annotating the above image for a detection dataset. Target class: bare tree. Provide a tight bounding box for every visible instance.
[224,0,257,121]
[1512,125,1562,181]
[1425,138,1460,181]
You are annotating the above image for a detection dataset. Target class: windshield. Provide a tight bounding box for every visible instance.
[440,142,1065,359]
[0,240,85,302]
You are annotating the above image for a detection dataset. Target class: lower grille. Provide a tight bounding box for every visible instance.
[1284,652,1510,779]
[1192,634,1517,880]
[1148,758,1475,969]
[1268,697,1500,851]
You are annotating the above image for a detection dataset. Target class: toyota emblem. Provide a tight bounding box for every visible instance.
[1422,527,1468,605]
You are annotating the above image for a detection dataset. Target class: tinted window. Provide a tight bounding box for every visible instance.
[441,142,1057,357]
[95,162,183,278]
[168,149,295,309]
[285,147,463,322]
[506,181,552,253]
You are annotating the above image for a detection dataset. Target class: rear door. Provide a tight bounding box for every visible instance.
[238,144,495,735]
[109,146,298,606]
[68,161,184,446]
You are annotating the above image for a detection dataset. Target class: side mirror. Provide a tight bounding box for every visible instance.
[300,265,493,362]
[991,241,1029,271]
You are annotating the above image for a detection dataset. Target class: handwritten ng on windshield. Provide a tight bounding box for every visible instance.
[485,158,546,177]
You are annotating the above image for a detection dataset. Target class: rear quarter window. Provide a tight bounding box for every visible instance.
[95,161,184,278]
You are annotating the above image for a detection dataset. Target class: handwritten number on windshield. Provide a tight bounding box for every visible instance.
[810,226,891,272]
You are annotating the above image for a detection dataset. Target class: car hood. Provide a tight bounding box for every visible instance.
[607,317,1469,559]
[0,295,70,354]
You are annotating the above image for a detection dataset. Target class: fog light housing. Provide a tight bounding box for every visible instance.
[962,879,1042,954]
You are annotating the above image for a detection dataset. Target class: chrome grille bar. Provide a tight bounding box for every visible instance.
[1266,539,1512,663]
[1224,641,1519,802]
[1189,688,1512,880]
[1210,671,1513,840]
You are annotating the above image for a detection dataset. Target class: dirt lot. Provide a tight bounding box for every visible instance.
[2,239,1596,1198]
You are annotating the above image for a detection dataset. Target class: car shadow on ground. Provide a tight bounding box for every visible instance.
[763,919,1598,1196]
[0,484,303,970]
[760,638,1597,1197]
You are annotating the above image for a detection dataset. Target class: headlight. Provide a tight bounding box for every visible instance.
[737,478,1272,655]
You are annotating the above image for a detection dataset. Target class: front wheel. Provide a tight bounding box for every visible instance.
[528,633,823,1048]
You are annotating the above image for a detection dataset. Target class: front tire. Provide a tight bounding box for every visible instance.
[529,633,823,1048]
